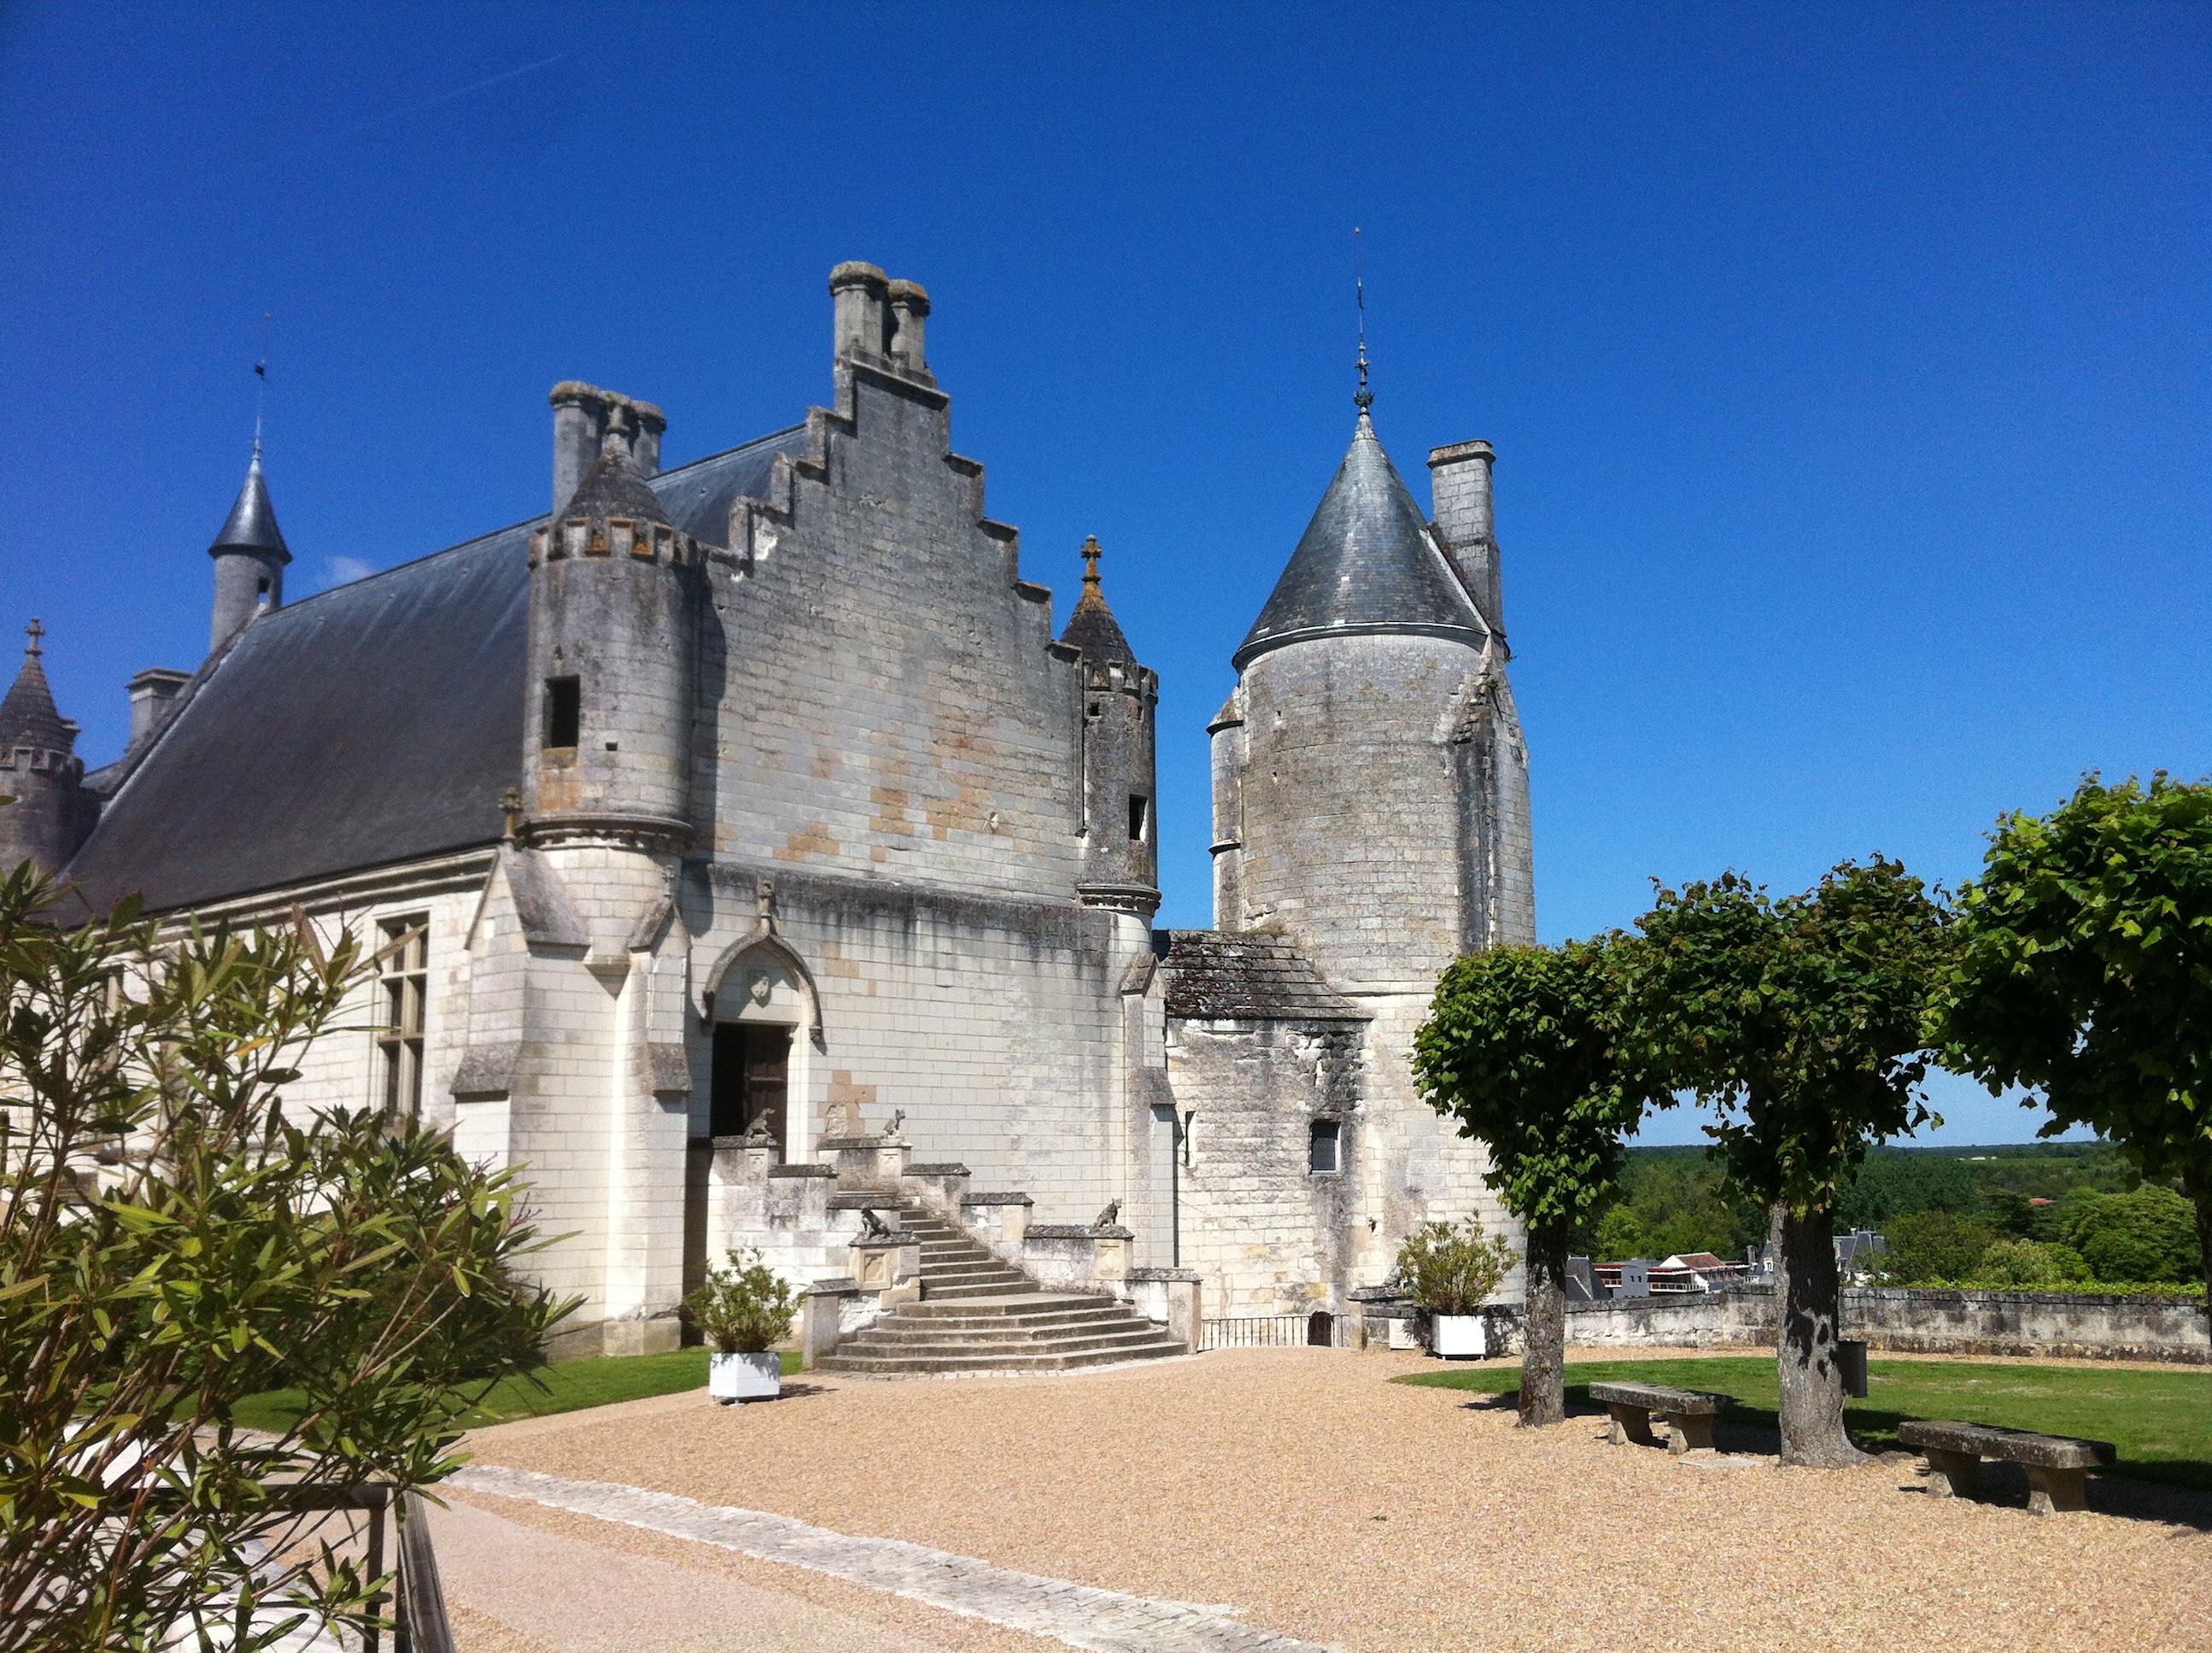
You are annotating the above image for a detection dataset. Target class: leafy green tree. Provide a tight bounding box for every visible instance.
[0,865,573,1653]
[1877,1211,1997,1284]
[1624,859,1953,1467]
[1939,775,2212,1304]
[1414,937,1662,1425]
[1589,1153,1766,1262]
[1975,1238,2091,1287]
[1834,1152,1982,1230]
[2062,1187,2199,1284]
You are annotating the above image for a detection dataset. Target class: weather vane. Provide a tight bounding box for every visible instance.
[1354,227,1372,414]
[253,311,272,458]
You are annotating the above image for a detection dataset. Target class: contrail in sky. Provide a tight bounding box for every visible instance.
[358,51,570,130]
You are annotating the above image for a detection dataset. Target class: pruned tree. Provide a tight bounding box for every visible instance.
[1413,935,1659,1426]
[0,863,574,1653]
[1624,859,1952,1468]
[1937,774,2212,1304]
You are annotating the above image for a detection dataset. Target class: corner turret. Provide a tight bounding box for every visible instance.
[0,620,91,874]
[523,403,703,848]
[207,450,291,653]
[1060,538,1158,913]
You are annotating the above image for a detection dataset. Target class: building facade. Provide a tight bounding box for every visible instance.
[3,262,1536,1355]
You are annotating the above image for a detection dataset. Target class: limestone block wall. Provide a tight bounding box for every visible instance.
[705,366,1089,910]
[685,860,1132,1226]
[1235,635,1482,986]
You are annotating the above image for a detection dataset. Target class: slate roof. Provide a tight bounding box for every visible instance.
[1058,542,1137,665]
[0,646,74,754]
[1157,929,1367,1023]
[208,453,290,563]
[562,446,672,526]
[1233,413,1485,671]
[66,424,807,914]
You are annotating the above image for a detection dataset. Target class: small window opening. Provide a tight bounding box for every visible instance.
[1129,794,1149,843]
[1308,1117,1341,1175]
[545,676,581,747]
[377,916,429,1124]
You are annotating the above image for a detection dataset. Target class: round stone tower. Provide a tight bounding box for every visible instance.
[207,449,291,653]
[1060,536,1160,917]
[523,411,702,846]
[0,621,87,876]
[1218,410,1531,988]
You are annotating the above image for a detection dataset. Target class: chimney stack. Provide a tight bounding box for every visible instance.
[829,261,890,361]
[886,278,931,373]
[549,383,667,514]
[126,667,190,753]
[1428,439,1501,631]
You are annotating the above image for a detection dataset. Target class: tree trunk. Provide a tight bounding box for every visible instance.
[1773,1198,1865,1468]
[1519,1222,1569,1427]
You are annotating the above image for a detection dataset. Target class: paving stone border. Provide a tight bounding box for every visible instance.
[452,1463,1337,1653]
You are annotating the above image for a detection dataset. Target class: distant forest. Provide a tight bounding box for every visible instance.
[1583,1140,2156,1265]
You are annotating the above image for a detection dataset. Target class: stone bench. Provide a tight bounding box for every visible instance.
[1587,1380,1735,1455]
[1899,1419,2115,1516]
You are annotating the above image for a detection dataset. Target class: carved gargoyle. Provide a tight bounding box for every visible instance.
[1093,1199,1121,1229]
[887,1108,907,1138]
[857,1208,895,1240]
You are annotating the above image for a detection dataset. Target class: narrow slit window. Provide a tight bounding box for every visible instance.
[1308,1118,1341,1175]
[1129,794,1150,843]
[545,676,581,747]
[377,916,429,1123]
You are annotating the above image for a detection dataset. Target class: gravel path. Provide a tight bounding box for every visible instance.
[462,1347,2212,1652]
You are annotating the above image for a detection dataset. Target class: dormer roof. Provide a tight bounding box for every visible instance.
[1233,413,1485,671]
[208,452,291,564]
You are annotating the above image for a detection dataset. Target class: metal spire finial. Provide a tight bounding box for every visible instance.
[1081,535,1103,589]
[252,311,271,460]
[24,618,44,659]
[1354,227,1373,415]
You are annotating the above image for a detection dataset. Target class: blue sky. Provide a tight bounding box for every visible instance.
[3,4,2204,1145]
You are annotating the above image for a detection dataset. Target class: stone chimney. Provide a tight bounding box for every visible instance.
[887,278,931,374]
[829,261,890,360]
[1428,439,1501,631]
[126,667,190,752]
[550,383,668,514]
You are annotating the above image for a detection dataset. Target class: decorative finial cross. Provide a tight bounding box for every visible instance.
[24,618,44,658]
[1080,536,1103,588]
[500,786,522,841]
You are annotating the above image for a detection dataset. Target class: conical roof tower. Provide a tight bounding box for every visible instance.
[207,448,293,651]
[1232,412,1486,671]
[0,619,86,875]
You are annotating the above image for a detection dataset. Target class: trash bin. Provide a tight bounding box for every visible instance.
[1836,1338,1870,1399]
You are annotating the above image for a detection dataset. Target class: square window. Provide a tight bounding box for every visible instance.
[1309,1117,1341,1175]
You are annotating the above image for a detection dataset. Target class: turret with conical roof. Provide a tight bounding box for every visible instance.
[522,402,705,846]
[208,449,292,653]
[1058,538,1157,908]
[1214,408,1532,985]
[0,620,91,874]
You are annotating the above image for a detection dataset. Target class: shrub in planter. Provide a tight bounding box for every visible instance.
[684,1249,799,1402]
[1395,1217,1515,1356]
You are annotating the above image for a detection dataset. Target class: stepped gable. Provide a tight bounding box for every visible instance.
[1157,929,1367,1022]
[65,427,806,914]
[1234,411,1486,671]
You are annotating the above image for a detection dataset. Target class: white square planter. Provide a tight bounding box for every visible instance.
[709,1351,782,1403]
[1431,1314,1488,1358]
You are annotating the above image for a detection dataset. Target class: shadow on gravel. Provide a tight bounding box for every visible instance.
[1460,1382,2212,1530]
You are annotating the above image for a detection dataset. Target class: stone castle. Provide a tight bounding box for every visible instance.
[0,261,1535,1363]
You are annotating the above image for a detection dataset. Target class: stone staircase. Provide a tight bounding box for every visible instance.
[816,1205,1186,1375]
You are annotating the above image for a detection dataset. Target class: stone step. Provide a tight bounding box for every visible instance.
[882,1306,1137,1334]
[838,1327,1176,1359]
[816,1338,1186,1375]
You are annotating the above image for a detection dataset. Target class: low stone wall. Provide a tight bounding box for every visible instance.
[1564,1285,2209,1364]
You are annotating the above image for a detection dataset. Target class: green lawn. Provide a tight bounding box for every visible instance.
[231,1348,805,1435]
[1396,1355,2212,1489]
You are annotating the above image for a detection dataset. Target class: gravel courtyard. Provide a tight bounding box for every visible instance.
[448,1346,2210,1652]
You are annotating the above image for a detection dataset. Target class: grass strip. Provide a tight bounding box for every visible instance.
[1395,1355,2212,1489]
[232,1348,805,1435]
